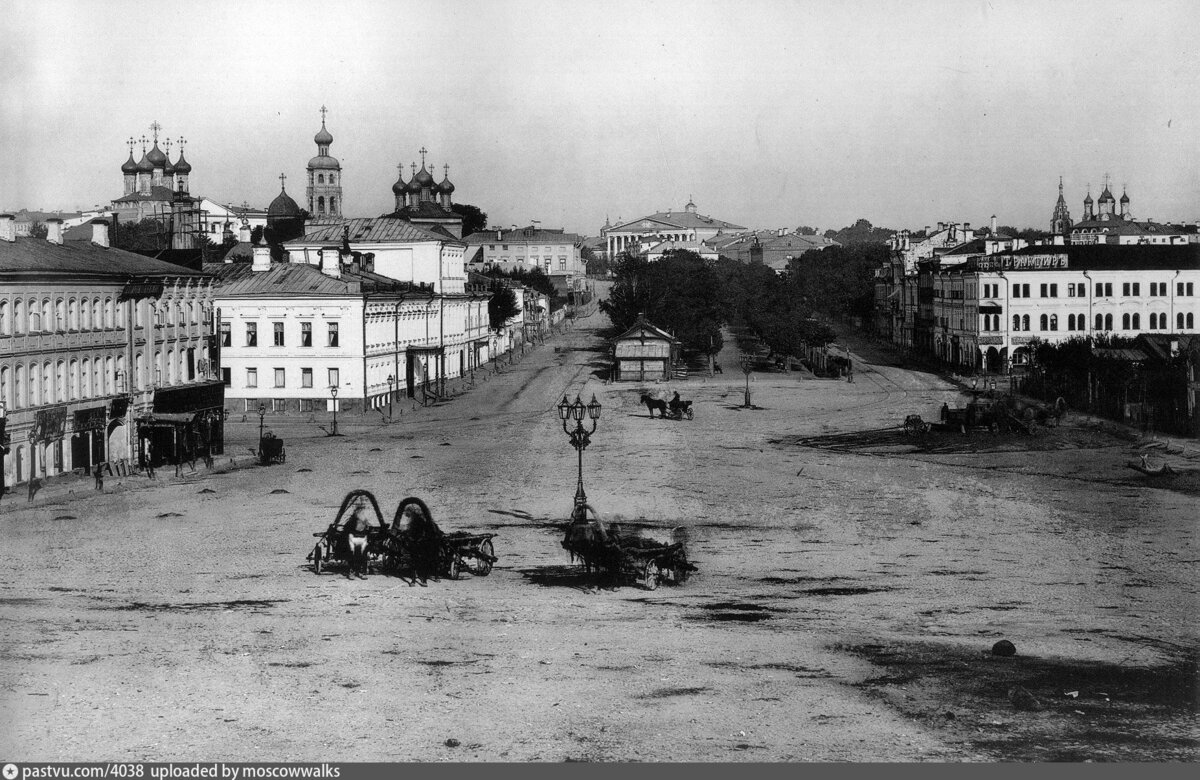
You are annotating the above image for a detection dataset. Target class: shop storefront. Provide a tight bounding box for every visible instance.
[136,381,225,468]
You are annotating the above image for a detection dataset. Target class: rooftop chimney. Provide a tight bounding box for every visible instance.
[991,214,998,234]
[252,241,271,272]
[0,213,14,242]
[46,218,64,245]
[319,247,341,279]
[91,219,110,248]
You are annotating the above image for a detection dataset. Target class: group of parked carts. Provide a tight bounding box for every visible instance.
[306,490,696,589]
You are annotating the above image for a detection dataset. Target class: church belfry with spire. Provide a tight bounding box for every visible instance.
[1050,177,1072,235]
[306,106,343,221]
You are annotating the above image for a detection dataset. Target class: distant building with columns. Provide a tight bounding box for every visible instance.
[602,198,744,259]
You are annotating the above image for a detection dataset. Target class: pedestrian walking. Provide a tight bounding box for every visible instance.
[27,475,39,503]
[94,463,104,492]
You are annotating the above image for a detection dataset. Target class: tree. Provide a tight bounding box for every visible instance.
[796,225,818,235]
[451,203,488,236]
[250,225,264,244]
[487,282,520,332]
[28,220,48,239]
[599,250,726,354]
[114,218,169,250]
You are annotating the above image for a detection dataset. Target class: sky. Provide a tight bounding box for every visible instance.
[1,0,1198,236]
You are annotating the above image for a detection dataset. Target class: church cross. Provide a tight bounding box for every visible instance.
[411,163,417,177]
[177,136,186,153]
[397,163,404,175]
[127,137,135,155]
[419,147,427,167]
[1104,172,1111,191]
[150,121,162,143]
[139,135,148,152]
[443,164,449,177]
[320,105,328,124]
[279,172,287,189]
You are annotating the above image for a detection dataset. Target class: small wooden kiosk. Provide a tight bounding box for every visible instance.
[612,317,680,382]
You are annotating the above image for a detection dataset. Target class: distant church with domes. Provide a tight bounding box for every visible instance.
[306,105,342,222]
[111,121,194,224]
[1053,175,1187,246]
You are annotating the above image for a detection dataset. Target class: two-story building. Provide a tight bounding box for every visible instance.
[1,214,222,488]
[465,226,586,284]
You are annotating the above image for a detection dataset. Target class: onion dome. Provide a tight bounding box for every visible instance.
[1083,191,1093,204]
[392,171,408,195]
[406,170,421,194]
[414,164,435,188]
[172,151,191,174]
[438,174,455,195]
[267,186,302,217]
[121,152,139,174]
[1120,190,1130,203]
[146,142,167,167]
[307,154,340,169]
[136,152,154,173]
[1099,185,1114,201]
[314,122,333,147]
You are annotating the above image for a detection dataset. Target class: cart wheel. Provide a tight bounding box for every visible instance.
[447,555,460,580]
[312,544,323,575]
[475,539,495,576]
[642,562,660,590]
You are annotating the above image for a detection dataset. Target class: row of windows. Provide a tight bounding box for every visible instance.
[1008,282,1195,299]
[1005,313,1196,332]
[315,173,337,185]
[242,397,328,413]
[0,347,205,411]
[221,321,339,348]
[0,297,206,337]
[237,367,338,389]
[315,195,338,215]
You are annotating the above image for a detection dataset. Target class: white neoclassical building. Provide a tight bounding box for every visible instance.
[602,198,745,259]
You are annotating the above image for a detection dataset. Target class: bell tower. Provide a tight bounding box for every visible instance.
[306,105,343,219]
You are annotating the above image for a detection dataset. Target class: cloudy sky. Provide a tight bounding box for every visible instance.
[2,0,1197,235]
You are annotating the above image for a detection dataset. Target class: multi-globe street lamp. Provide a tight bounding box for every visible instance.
[557,393,602,509]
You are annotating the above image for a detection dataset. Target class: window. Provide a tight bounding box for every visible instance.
[301,322,312,347]
[1122,313,1131,330]
[1013,314,1021,331]
[1104,314,1113,331]
[317,196,325,214]
[318,174,324,184]
[301,368,313,388]
[329,197,336,213]
[1097,282,1113,297]
[1149,313,1159,329]
[1012,286,1021,298]
[1040,314,1048,330]
[1132,313,1140,329]
[327,322,339,347]
[1178,313,1185,329]
[1132,283,1140,296]
[1040,284,1047,298]
[1050,284,1058,297]
[327,367,339,388]
[1189,313,1196,329]
[220,322,231,347]
[1122,282,1130,296]
[273,398,287,412]
[1068,314,1076,330]
[274,368,285,388]
[273,321,284,347]
[246,368,258,388]
[222,367,231,387]
[300,398,316,413]
[1049,314,1058,331]
[246,322,257,347]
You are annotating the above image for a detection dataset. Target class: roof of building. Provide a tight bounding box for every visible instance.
[1135,333,1200,361]
[267,188,303,218]
[204,259,429,297]
[614,316,678,343]
[611,210,746,233]
[307,154,340,170]
[0,235,209,278]
[464,227,582,246]
[1071,216,1176,234]
[382,200,463,222]
[113,186,178,204]
[645,239,716,255]
[286,216,463,246]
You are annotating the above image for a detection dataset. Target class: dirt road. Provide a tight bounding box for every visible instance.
[2,303,1195,762]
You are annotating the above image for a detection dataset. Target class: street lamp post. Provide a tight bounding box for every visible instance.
[558,393,602,509]
[330,385,340,436]
[257,403,266,442]
[386,374,395,421]
[740,357,754,408]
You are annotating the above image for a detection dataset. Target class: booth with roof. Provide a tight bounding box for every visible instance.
[612,317,680,382]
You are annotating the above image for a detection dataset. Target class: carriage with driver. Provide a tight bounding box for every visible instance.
[307,490,497,581]
[639,391,694,420]
[561,503,696,589]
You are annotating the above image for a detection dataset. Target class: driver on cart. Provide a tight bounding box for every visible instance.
[668,391,683,419]
[345,498,374,579]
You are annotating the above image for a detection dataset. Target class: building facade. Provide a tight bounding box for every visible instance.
[1,214,222,488]
[465,226,585,281]
[603,199,745,259]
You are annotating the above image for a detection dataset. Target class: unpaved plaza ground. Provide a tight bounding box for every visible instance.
[2,302,1197,762]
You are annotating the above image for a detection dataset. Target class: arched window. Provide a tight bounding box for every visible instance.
[105,356,115,394]
[1188,313,1195,330]
[42,299,53,331]
[56,361,66,403]
[1095,313,1103,330]
[329,197,336,213]
[0,366,10,409]
[1067,314,1076,330]
[317,196,325,214]
[1022,315,1030,331]
[69,360,79,399]
[105,298,114,329]
[14,299,24,334]
[317,174,324,184]
[68,298,77,330]
[15,364,25,408]
[1013,314,1021,331]
[1132,313,1140,329]
[1122,313,1131,329]
[134,353,143,390]
[81,358,91,398]
[1049,314,1058,331]
[1039,314,1048,331]
[55,298,65,330]
[43,361,54,405]
[330,174,336,185]
[92,299,101,329]
[1105,314,1113,331]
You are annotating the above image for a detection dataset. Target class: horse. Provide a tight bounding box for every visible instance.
[667,393,693,420]
[344,501,374,579]
[563,503,622,579]
[391,496,443,585]
[640,393,669,419]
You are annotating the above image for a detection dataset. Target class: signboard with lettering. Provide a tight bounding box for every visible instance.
[119,281,165,301]
[974,254,1069,271]
[30,406,68,443]
[74,406,108,432]
[978,336,1004,345]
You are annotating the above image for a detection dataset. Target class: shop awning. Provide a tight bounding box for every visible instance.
[136,413,196,426]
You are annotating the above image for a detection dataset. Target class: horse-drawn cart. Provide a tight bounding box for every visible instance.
[259,433,285,465]
[307,491,497,581]
[562,503,696,589]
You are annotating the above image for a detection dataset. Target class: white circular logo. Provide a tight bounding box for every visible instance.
[3,763,18,780]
